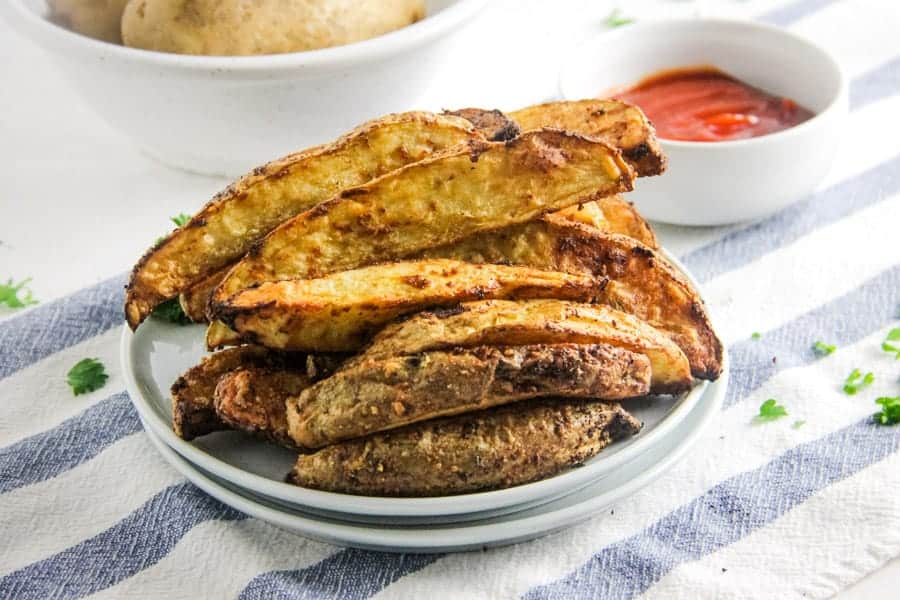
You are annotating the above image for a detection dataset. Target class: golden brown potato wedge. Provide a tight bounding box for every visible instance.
[214,367,311,448]
[212,130,633,303]
[288,398,642,496]
[170,346,277,440]
[355,299,692,394]
[420,219,720,379]
[176,194,656,326]
[125,111,482,329]
[510,99,666,177]
[178,265,231,323]
[212,259,606,352]
[287,343,650,449]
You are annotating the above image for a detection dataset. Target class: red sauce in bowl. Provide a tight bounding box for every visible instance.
[612,66,815,142]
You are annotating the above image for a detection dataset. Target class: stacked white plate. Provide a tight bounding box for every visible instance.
[121,253,727,552]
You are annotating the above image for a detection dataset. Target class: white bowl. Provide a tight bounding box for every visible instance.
[0,0,487,177]
[560,19,848,226]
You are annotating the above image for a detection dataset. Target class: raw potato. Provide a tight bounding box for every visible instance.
[121,0,425,56]
[213,259,606,352]
[288,398,642,496]
[355,299,693,394]
[420,219,721,379]
[511,99,666,177]
[287,343,651,449]
[48,0,130,44]
[212,130,633,303]
[125,111,481,329]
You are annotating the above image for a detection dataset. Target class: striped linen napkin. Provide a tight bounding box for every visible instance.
[2,0,900,597]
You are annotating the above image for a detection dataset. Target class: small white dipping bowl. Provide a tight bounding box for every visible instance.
[0,0,487,177]
[560,19,847,226]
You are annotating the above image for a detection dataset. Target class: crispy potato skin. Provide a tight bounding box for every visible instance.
[288,399,642,496]
[213,130,634,303]
[443,108,521,142]
[287,343,650,449]
[510,99,666,177]
[122,0,425,55]
[170,346,273,440]
[125,112,481,329]
[48,0,130,44]
[420,219,721,379]
[213,259,606,352]
[355,299,692,394]
[213,367,310,448]
[178,265,231,323]
[592,195,659,248]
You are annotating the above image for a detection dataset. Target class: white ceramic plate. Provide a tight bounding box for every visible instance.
[139,355,725,552]
[122,252,715,520]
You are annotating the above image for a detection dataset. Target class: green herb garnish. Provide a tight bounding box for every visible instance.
[792,420,806,429]
[67,358,108,395]
[843,368,874,395]
[754,399,788,423]
[151,298,191,325]
[812,341,836,356]
[874,396,900,425]
[170,213,191,228]
[0,278,38,308]
[604,8,634,28]
[751,332,762,341]
[881,328,900,359]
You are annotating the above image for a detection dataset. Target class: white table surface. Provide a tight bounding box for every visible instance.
[1,1,898,597]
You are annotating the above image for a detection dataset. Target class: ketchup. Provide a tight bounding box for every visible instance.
[612,66,814,142]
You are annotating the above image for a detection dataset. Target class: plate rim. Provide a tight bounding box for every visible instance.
[140,353,726,552]
[121,250,717,518]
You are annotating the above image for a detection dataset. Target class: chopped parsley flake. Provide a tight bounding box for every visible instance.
[881,328,900,359]
[604,8,634,28]
[151,298,191,325]
[874,396,900,426]
[751,332,762,341]
[170,213,191,228]
[812,341,836,356]
[792,420,806,429]
[0,278,38,308]
[843,368,874,395]
[754,399,788,423]
[67,358,108,395]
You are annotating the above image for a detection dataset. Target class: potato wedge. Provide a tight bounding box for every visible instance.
[178,265,231,322]
[287,343,650,449]
[214,367,310,448]
[420,219,720,379]
[213,130,633,303]
[213,259,606,351]
[170,346,276,440]
[510,99,666,177]
[125,111,482,329]
[288,398,642,496]
[355,299,692,394]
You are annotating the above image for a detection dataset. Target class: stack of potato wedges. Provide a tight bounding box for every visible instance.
[126,100,723,497]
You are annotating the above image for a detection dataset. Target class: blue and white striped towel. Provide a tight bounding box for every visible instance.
[2,0,900,597]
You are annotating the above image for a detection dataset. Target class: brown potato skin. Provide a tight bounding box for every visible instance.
[170,346,273,440]
[354,299,692,394]
[213,130,633,303]
[48,0,130,44]
[213,259,605,352]
[287,343,651,448]
[214,368,311,449]
[420,219,721,380]
[288,399,642,496]
[121,0,425,56]
[125,112,480,329]
[510,99,666,177]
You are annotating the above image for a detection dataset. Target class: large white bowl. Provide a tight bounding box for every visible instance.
[560,19,848,226]
[0,0,487,176]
